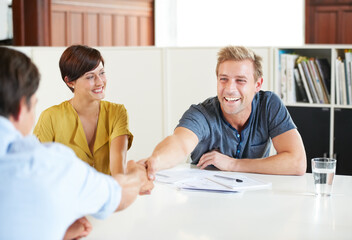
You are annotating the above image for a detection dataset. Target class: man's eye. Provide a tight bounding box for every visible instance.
[99,72,105,76]
[86,76,94,80]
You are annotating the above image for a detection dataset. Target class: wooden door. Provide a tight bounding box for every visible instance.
[306,0,352,44]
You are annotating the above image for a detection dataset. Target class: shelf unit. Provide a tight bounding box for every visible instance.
[274,45,352,175]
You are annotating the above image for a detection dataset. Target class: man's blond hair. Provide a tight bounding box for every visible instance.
[216,46,263,80]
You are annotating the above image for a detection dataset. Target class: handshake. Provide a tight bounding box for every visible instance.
[124,156,158,196]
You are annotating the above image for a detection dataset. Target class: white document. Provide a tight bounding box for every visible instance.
[206,174,272,191]
[155,168,271,193]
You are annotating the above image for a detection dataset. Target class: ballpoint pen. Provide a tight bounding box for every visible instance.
[155,173,169,178]
[214,174,243,183]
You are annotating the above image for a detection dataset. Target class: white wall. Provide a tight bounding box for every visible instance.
[155,0,305,47]
[0,0,12,40]
[99,47,164,159]
[16,46,271,161]
[0,0,8,40]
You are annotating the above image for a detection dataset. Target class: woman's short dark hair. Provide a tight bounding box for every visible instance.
[0,47,40,118]
[59,45,104,92]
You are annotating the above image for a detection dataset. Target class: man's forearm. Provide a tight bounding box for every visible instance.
[113,173,140,211]
[232,151,306,175]
[113,161,153,211]
[144,127,199,177]
[150,135,190,172]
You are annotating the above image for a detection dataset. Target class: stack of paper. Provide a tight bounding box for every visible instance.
[155,168,271,193]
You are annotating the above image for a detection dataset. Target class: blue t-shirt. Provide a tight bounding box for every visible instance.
[177,91,296,164]
[0,117,121,240]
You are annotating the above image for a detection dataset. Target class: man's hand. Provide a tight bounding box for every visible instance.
[126,160,154,195]
[63,217,92,240]
[137,127,199,180]
[197,150,235,171]
[137,156,158,181]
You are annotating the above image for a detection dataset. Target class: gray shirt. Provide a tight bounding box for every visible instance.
[177,91,296,164]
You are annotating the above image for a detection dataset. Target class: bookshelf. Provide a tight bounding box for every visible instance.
[274,45,352,175]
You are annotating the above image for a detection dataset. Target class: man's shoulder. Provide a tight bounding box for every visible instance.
[199,96,218,106]
[191,96,219,115]
[2,136,83,181]
[256,91,282,106]
[177,97,220,141]
[8,135,77,162]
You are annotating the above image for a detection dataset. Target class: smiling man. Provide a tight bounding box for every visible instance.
[139,46,306,177]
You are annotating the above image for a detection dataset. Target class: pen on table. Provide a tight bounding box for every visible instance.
[156,173,169,178]
[214,174,243,183]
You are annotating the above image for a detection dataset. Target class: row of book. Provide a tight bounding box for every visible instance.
[279,53,330,104]
[335,50,352,105]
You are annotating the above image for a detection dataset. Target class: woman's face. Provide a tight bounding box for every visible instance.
[70,62,107,101]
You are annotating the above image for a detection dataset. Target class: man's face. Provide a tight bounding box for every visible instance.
[18,94,37,136]
[217,60,262,120]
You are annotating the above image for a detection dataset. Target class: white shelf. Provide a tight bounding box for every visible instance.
[275,45,352,163]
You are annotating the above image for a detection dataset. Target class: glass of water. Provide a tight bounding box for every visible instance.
[312,158,337,197]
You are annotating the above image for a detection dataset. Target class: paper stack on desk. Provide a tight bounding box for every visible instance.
[155,168,271,193]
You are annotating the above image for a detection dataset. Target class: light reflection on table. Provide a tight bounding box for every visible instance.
[84,164,352,240]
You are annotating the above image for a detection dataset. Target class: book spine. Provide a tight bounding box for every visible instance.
[339,59,347,105]
[294,68,308,103]
[345,51,352,105]
[280,54,287,102]
[308,59,325,103]
[335,58,342,105]
[297,63,313,103]
[286,54,298,104]
[344,60,351,105]
[302,60,319,103]
[315,59,330,103]
[350,61,352,105]
[308,58,329,104]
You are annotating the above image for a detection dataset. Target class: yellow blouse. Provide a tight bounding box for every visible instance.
[33,101,133,175]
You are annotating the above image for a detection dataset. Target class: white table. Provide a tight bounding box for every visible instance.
[84,164,352,240]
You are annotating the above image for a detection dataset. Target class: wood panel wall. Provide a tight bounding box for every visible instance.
[51,0,154,46]
[306,0,352,44]
[12,0,52,46]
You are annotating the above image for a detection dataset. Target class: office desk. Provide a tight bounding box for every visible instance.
[85,165,352,240]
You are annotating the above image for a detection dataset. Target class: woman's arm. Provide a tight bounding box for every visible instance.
[109,135,129,175]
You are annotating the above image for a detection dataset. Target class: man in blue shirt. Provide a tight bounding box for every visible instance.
[140,46,306,178]
[0,47,153,239]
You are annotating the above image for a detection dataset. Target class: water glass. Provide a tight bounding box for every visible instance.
[311,158,337,197]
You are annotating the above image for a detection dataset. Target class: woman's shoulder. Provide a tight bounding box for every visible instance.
[39,101,71,117]
[101,101,127,112]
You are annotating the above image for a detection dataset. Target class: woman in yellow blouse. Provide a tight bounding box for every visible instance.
[34,45,133,175]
